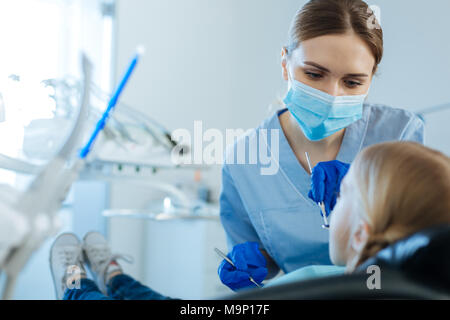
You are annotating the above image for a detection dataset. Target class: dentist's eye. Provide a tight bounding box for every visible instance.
[305,71,323,80]
[344,79,363,88]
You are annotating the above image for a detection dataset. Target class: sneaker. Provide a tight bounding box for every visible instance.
[49,233,86,300]
[82,231,132,294]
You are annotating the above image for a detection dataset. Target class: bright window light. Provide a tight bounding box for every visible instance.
[0,0,114,185]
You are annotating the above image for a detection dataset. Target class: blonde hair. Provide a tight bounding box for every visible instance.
[348,142,450,270]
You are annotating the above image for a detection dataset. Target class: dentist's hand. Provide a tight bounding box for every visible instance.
[308,160,350,217]
[218,242,268,291]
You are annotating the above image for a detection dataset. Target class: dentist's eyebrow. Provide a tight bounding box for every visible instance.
[304,61,330,73]
[304,61,369,78]
[345,73,369,78]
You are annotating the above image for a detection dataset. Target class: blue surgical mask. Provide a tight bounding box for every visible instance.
[283,79,368,141]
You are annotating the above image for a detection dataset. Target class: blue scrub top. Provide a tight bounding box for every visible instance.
[219,104,424,274]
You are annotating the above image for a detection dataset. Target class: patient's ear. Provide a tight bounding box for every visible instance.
[351,220,370,253]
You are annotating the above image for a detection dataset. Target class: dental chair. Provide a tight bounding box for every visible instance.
[226,224,450,300]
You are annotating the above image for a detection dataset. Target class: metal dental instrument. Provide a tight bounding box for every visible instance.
[305,152,330,229]
[214,247,262,288]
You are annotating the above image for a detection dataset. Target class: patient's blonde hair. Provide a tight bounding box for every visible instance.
[348,142,450,270]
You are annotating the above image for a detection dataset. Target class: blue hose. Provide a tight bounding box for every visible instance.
[79,50,142,159]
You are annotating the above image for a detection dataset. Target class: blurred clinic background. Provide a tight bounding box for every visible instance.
[0,0,449,299]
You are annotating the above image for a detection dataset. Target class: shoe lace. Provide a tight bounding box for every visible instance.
[86,245,133,278]
[100,254,134,284]
[59,247,83,291]
[59,247,82,268]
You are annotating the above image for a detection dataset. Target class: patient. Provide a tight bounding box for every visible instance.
[269,141,450,287]
[50,141,450,299]
[330,141,450,271]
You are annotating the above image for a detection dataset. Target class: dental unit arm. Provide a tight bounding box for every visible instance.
[0,54,93,300]
[0,47,143,299]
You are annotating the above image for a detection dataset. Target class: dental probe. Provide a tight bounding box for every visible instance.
[214,247,262,288]
[305,152,330,229]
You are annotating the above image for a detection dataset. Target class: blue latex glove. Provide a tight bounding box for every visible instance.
[308,160,350,217]
[218,242,268,291]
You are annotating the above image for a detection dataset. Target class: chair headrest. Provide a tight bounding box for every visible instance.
[357,224,450,290]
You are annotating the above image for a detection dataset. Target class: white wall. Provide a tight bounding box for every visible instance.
[365,0,450,154]
[114,0,299,134]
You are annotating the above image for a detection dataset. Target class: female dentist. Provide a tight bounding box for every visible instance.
[218,0,424,291]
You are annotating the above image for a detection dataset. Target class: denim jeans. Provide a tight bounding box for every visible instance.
[63,274,176,300]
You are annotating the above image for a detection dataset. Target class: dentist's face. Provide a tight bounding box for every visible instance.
[282,32,375,96]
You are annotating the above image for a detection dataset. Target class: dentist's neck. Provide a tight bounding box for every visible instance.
[279,110,345,170]
[286,111,345,152]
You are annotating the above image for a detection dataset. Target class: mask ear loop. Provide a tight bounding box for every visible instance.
[283,48,296,91]
[285,63,295,91]
[363,85,371,103]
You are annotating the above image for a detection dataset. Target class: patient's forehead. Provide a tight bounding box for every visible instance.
[341,169,353,190]
[340,167,359,199]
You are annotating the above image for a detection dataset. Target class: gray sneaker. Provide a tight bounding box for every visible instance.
[82,231,132,294]
[49,233,86,300]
